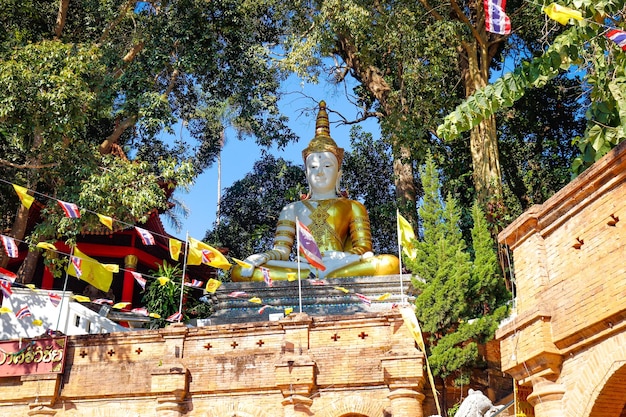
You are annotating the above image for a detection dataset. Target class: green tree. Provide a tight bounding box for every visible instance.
[0,0,297,280]
[205,155,307,264]
[437,0,626,176]
[406,153,509,415]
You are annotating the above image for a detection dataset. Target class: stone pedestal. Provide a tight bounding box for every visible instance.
[388,388,426,417]
[281,394,314,417]
[27,404,57,417]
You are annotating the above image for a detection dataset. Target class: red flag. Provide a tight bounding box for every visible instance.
[0,267,17,283]
[131,271,146,290]
[16,305,32,319]
[184,279,204,288]
[71,256,83,278]
[297,220,326,271]
[49,292,62,307]
[166,311,183,322]
[607,29,626,51]
[58,200,81,218]
[261,267,272,287]
[1,281,12,298]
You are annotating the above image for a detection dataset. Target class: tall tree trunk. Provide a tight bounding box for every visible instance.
[460,41,503,206]
[337,34,418,221]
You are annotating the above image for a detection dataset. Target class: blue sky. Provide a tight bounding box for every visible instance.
[163,77,381,240]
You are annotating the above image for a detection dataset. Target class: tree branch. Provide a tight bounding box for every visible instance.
[54,0,70,39]
[0,159,58,169]
[113,41,146,78]
[450,0,487,49]
[417,0,444,21]
[99,115,138,154]
[98,0,136,46]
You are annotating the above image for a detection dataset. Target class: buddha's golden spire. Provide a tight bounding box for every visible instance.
[302,101,344,166]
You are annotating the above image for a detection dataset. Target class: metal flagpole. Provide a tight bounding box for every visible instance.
[177,232,190,322]
[296,217,303,313]
[56,246,73,332]
[396,209,405,305]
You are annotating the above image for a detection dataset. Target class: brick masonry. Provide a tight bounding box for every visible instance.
[0,311,430,416]
[496,140,626,417]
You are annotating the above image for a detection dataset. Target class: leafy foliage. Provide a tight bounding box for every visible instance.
[406,153,510,392]
[437,1,626,175]
[142,261,187,329]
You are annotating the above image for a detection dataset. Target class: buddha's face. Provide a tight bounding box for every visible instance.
[305,151,340,196]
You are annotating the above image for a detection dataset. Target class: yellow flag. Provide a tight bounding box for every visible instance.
[0,306,12,314]
[204,278,222,293]
[112,302,130,309]
[232,257,252,268]
[543,3,583,25]
[66,247,113,292]
[157,276,170,286]
[103,264,119,273]
[12,184,34,209]
[97,214,113,230]
[149,312,161,319]
[36,242,57,251]
[32,319,43,326]
[188,237,232,270]
[333,286,350,294]
[400,306,442,416]
[25,284,37,291]
[169,238,182,261]
[284,307,293,315]
[377,293,391,301]
[398,212,417,260]
[248,297,262,304]
[71,295,91,303]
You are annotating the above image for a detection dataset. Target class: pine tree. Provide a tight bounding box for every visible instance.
[407,153,510,415]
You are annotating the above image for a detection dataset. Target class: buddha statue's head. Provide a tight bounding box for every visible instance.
[302,101,344,167]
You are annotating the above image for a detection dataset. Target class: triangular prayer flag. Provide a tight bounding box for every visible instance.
[169,238,182,261]
[377,293,391,301]
[228,291,247,298]
[543,3,583,25]
[36,242,57,251]
[1,281,13,298]
[12,184,34,209]
[188,237,232,270]
[0,266,17,283]
[112,302,130,309]
[131,307,149,316]
[132,271,146,290]
[297,220,326,271]
[58,200,81,218]
[32,319,43,326]
[333,286,349,294]
[248,297,262,304]
[48,293,62,307]
[0,306,12,314]
[607,29,626,51]
[66,247,113,292]
[92,298,113,305]
[1,235,19,258]
[184,279,204,288]
[70,256,83,278]
[284,307,293,315]
[261,267,272,287]
[398,212,418,260]
[259,305,271,314]
[166,311,182,322]
[71,294,91,303]
[15,304,32,319]
[103,264,119,273]
[149,312,161,318]
[232,257,252,268]
[97,213,113,230]
[484,0,511,35]
[25,284,36,291]
[205,278,222,293]
[355,293,371,305]
[135,227,155,245]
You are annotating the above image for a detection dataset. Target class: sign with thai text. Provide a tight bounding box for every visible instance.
[0,337,66,377]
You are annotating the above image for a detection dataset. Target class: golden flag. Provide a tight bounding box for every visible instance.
[12,184,34,209]
[232,257,252,268]
[169,238,182,261]
[400,306,441,416]
[103,264,119,273]
[149,312,161,319]
[543,3,583,25]
[71,295,91,303]
[377,293,391,301]
[25,284,37,291]
[285,307,293,315]
[36,242,57,251]
[0,306,12,314]
[188,237,232,270]
[398,212,417,260]
[112,302,130,309]
[32,319,43,326]
[204,278,222,293]
[248,297,262,304]
[66,247,113,292]
[97,214,113,230]
[333,286,350,294]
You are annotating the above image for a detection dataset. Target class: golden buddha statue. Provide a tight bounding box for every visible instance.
[231,101,399,282]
